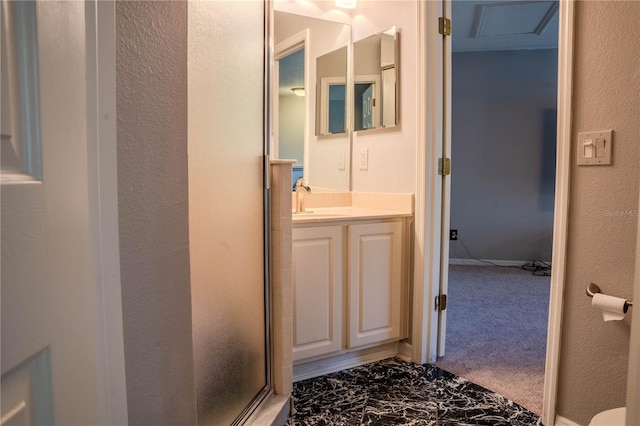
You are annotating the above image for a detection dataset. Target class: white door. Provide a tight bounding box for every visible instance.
[436,0,453,357]
[1,2,124,424]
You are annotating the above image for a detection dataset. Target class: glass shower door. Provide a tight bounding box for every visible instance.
[188,1,269,424]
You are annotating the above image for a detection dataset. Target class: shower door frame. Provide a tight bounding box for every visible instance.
[235,0,277,423]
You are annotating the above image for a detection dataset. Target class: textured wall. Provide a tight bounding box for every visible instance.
[116,2,196,424]
[557,2,640,424]
[449,50,558,262]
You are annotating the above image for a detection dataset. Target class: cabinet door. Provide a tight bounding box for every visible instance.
[292,226,343,361]
[348,221,402,348]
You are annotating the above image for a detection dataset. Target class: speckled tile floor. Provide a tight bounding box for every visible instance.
[286,358,542,425]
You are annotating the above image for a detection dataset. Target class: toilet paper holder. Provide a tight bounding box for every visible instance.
[586,282,633,313]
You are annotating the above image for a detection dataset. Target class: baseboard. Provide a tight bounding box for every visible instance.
[449,258,528,267]
[249,394,290,426]
[554,415,583,426]
[396,341,412,362]
[293,342,398,382]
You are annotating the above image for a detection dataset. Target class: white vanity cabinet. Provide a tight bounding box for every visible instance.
[292,226,343,362]
[348,221,402,348]
[292,219,407,364]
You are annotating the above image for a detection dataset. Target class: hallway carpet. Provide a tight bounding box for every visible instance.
[286,358,541,425]
[435,265,551,415]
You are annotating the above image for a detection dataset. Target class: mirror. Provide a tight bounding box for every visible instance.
[316,47,348,136]
[277,46,305,187]
[353,26,398,132]
[274,11,351,192]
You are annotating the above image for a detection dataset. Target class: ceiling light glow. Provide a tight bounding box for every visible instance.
[335,0,356,9]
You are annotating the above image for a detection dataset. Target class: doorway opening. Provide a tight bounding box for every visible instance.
[437,0,559,415]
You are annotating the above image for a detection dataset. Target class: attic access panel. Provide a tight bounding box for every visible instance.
[471,1,558,38]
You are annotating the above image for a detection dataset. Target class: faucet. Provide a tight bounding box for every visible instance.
[295,177,311,213]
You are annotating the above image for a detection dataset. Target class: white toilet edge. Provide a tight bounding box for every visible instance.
[589,407,626,426]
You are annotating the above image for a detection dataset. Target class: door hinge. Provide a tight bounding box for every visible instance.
[438,157,451,176]
[438,17,451,36]
[264,154,271,190]
[435,294,447,311]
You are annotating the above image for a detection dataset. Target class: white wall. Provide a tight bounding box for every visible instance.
[449,49,558,262]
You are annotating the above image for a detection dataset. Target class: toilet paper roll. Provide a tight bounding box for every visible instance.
[592,293,627,321]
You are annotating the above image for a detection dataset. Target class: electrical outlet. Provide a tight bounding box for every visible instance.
[450,229,458,240]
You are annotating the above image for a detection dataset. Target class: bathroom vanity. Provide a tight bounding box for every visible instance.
[274,9,409,382]
[290,193,413,380]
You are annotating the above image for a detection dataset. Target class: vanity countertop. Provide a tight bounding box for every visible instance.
[292,206,412,225]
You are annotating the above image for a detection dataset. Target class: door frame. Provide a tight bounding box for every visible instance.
[411,0,445,366]
[438,0,453,358]
[85,2,128,423]
[541,1,575,424]
[628,184,640,426]
[413,1,575,424]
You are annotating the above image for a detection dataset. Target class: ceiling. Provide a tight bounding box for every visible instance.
[452,0,559,52]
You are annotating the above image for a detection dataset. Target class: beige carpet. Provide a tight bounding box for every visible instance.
[436,264,550,415]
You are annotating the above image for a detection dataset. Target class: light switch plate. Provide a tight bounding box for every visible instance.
[359,148,368,170]
[577,130,613,166]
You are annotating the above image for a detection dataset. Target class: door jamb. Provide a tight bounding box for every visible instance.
[412,0,444,365]
[542,1,575,424]
[437,0,453,358]
[627,183,640,425]
[85,2,128,424]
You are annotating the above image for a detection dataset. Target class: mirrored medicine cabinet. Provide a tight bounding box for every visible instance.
[316,26,399,135]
